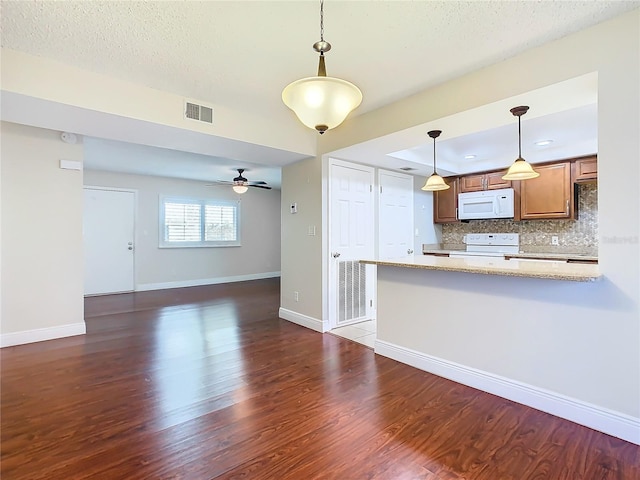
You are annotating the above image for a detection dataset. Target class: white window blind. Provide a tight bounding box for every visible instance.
[160,197,240,248]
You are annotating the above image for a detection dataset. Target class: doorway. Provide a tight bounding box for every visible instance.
[378,169,414,259]
[83,187,136,295]
[327,159,375,334]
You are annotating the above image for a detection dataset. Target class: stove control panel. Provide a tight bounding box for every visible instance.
[464,233,519,246]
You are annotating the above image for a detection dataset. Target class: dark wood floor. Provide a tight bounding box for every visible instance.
[2,278,638,479]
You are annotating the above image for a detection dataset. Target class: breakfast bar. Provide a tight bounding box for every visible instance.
[357,253,633,441]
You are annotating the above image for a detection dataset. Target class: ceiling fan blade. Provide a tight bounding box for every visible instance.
[206,180,234,186]
[249,181,268,185]
[249,184,272,190]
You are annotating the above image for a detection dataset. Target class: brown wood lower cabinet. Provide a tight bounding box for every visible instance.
[520,162,573,220]
[433,177,459,223]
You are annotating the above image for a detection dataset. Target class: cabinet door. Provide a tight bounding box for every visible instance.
[486,171,511,190]
[573,156,597,183]
[520,162,573,219]
[434,177,459,223]
[459,174,485,193]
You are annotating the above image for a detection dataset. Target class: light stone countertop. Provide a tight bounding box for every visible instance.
[360,255,601,282]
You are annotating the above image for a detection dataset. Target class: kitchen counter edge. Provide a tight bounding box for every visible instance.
[360,256,601,282]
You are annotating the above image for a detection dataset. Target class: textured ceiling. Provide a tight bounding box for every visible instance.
[1,1,637,182]
[2,0,637,120]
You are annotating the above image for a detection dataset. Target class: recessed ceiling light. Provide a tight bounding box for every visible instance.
[535,140,553,146]
[464,154,476,159]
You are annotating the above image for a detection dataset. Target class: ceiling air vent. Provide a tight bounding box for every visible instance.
[399,167,417,171]
[185,101,213,124]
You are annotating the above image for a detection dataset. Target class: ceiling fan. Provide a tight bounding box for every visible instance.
[208,168,272,194]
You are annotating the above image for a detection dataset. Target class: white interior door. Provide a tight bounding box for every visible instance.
[83,187,135,295]
[328,160,375,328]
[379,170,414,259]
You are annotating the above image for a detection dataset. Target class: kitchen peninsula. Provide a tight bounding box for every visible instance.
[358,252,637,443]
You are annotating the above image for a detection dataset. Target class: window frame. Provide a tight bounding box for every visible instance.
[159,195,241,248]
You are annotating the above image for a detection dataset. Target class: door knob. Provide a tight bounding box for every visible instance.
[407,249,414,254]
[128,246,133,251]
[332,252,341,258]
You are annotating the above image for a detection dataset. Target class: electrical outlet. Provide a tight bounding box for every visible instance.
[551,236,559,246]
[294,291,299,302]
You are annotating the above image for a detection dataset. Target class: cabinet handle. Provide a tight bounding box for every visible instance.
[566,199,569,214]
[455,207,458,220]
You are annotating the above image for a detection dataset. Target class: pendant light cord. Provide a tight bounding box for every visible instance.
[320,0,324,42]
[432,136,437,174]
[518,115,522,159]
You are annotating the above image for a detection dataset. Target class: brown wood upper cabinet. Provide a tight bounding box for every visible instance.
[520,162,573,220]
[573,155,597,183]
[459,170,511,193]
[433,177,459,224]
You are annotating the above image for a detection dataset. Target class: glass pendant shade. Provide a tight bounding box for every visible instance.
[421,173,449,191]
[282,76,362,134]
[502,158,540,180]
[232,185,248,194]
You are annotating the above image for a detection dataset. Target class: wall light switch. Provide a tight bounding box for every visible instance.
[290,203,297,214]
[307,225,316,236]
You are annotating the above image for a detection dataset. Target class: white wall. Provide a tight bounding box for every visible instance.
[279,156,324,328]
[1,122,85,345]
[281,9,640,438]
[84,170,281,290]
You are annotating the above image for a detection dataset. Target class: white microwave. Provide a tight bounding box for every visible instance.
[458,188,515,220]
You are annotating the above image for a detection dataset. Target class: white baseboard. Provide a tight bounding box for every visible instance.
[1,322,86,348]
[278,308,328,332]
[136,271,281,292]
[375,339,640,446]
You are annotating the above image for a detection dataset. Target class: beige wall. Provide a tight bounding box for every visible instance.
[1,122,84,337]
[84,170,281,289]
[279,157,324,320]
[1,49,315,157]
[282,9,640,422]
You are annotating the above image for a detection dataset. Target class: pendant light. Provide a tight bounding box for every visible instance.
[421,130,450,191]
[282,0,362,134]
[502,106,540,180]
[232,185,248,194]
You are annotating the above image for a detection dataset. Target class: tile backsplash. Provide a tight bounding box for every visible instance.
[442,183,598,254]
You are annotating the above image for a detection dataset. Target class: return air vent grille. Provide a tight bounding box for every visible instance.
[185,101,214,124]
[337,260,367,325]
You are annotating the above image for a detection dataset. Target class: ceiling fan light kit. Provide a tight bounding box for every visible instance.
[503,106,540,181]
[421,130,450,191]
[232,184,249,194]
[282,0,362,134]
[208,169,272,194]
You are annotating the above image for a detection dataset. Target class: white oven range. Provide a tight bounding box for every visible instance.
[448,233,519,259]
